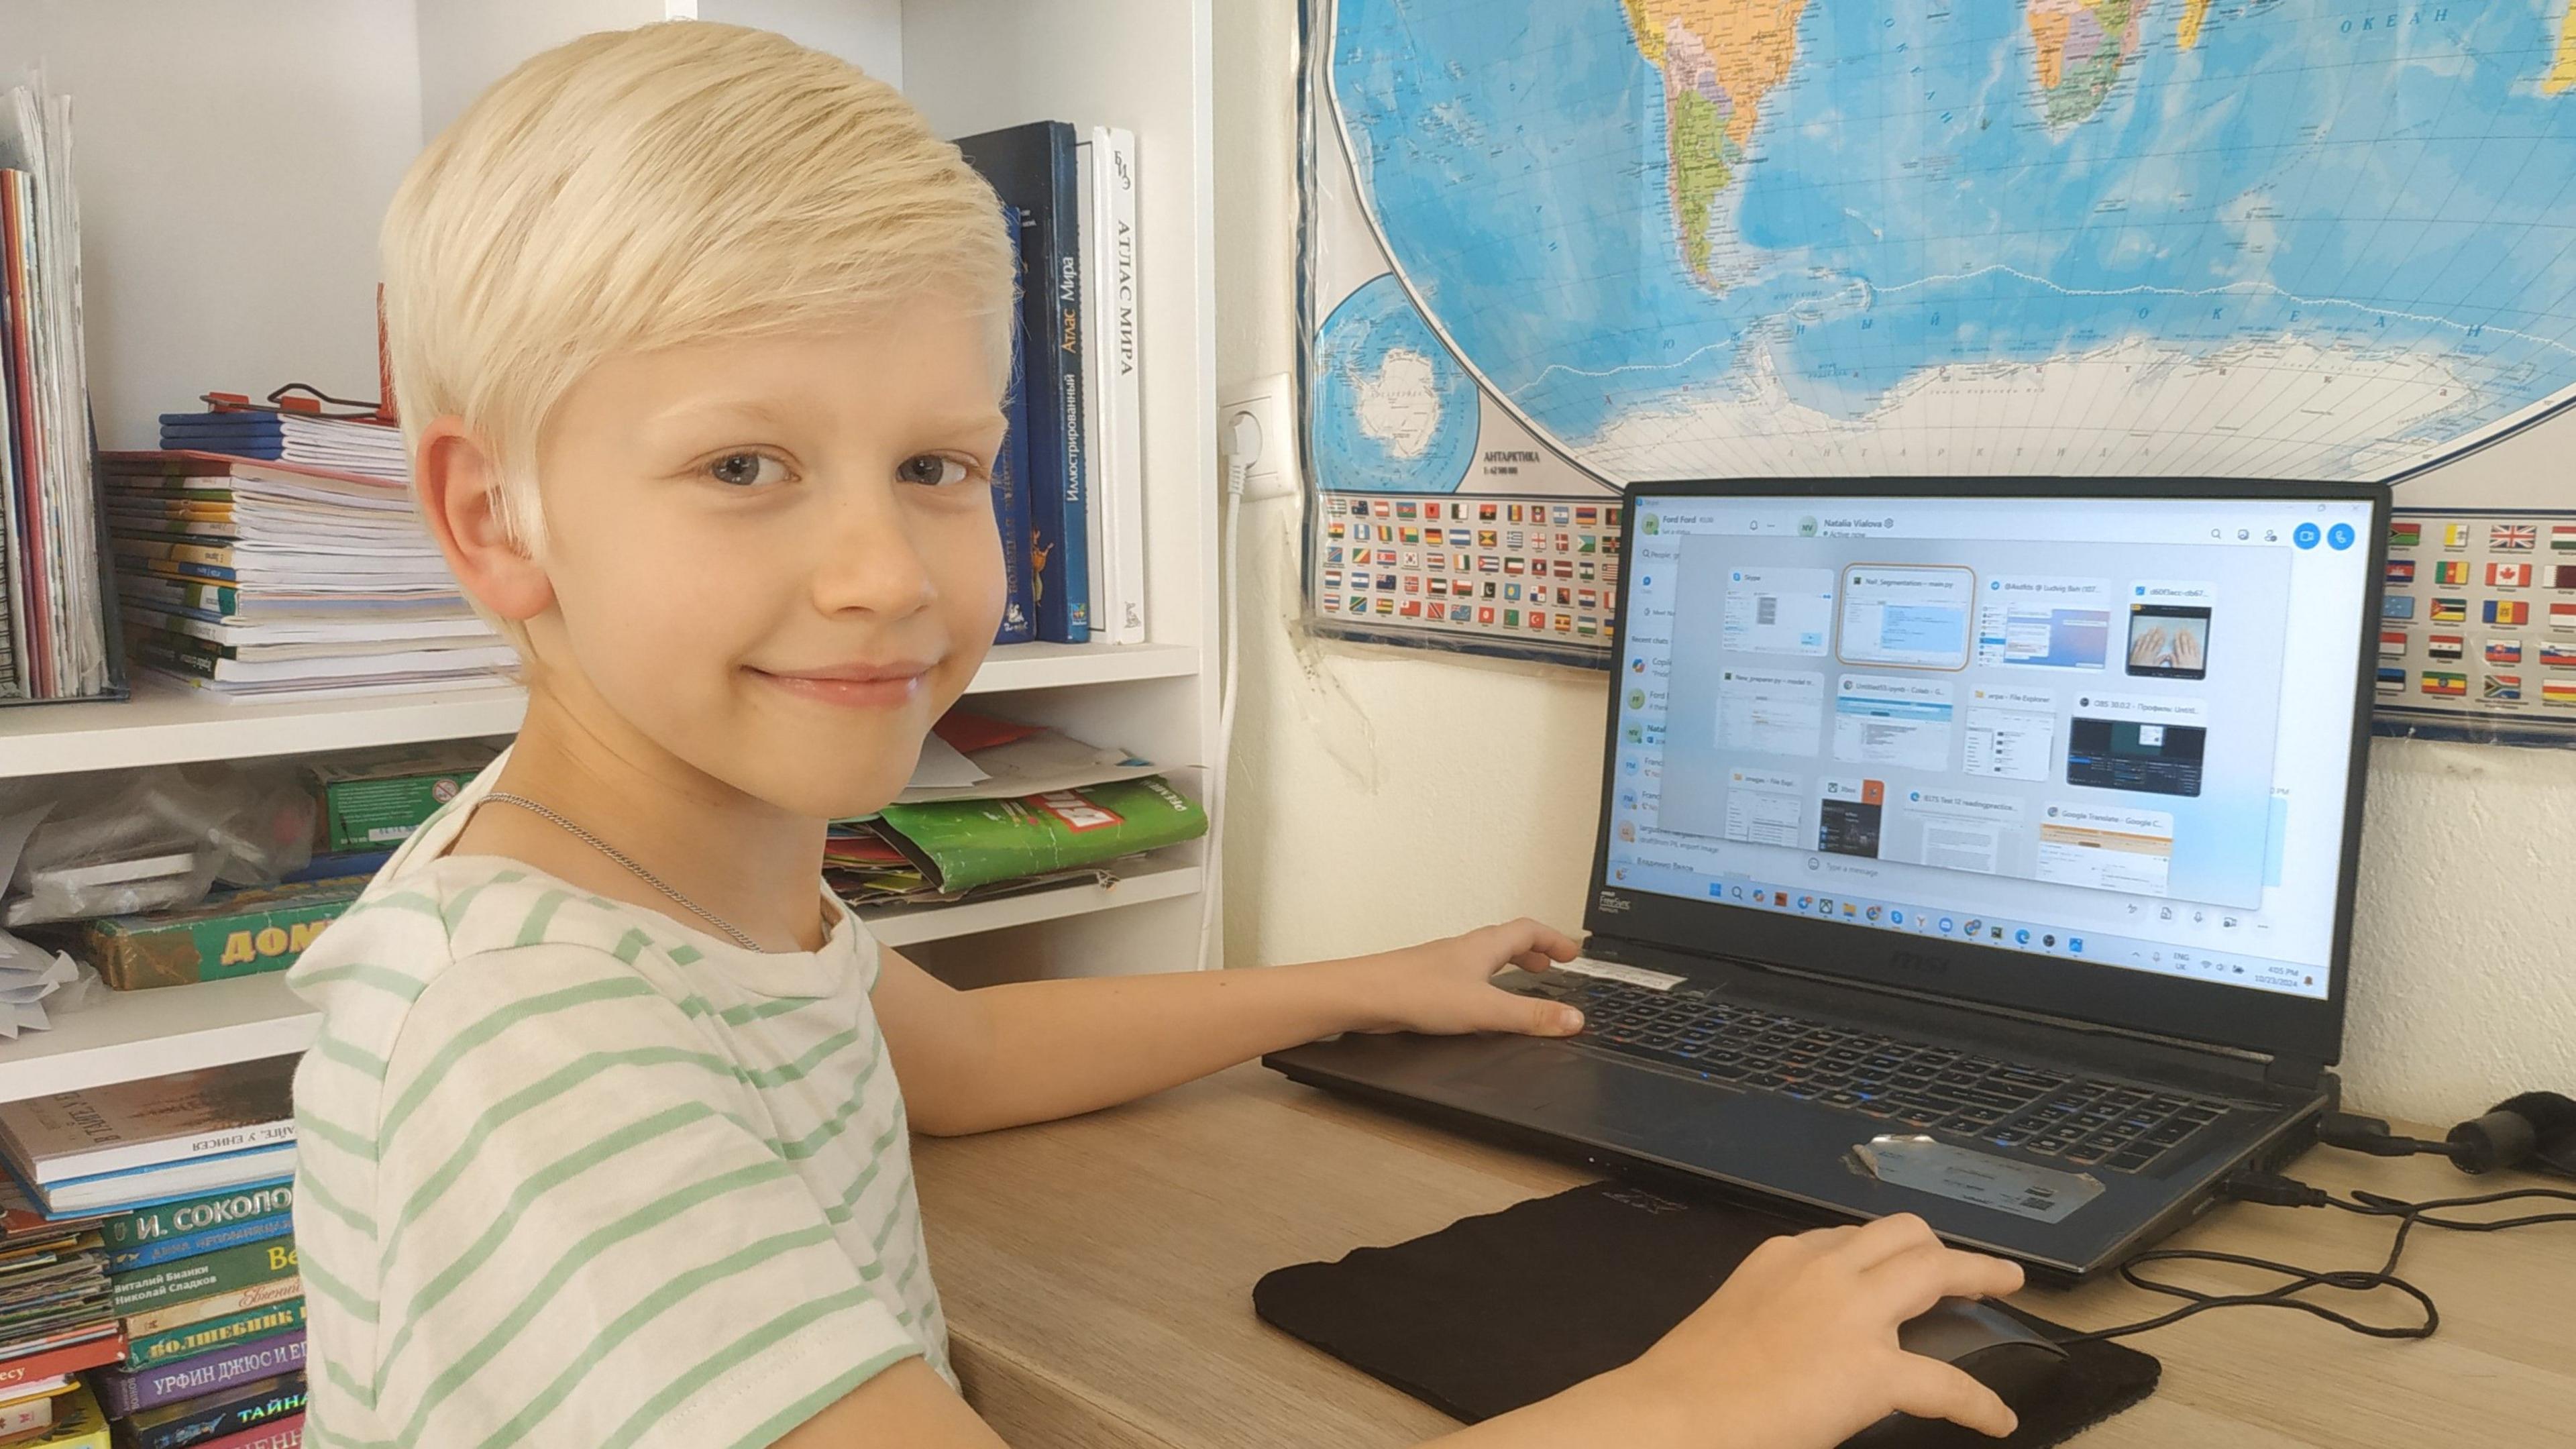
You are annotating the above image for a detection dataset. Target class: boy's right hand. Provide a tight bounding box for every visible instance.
[1617,1213,2028,1449]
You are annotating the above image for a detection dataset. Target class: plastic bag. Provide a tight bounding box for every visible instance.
[0,763,315,926]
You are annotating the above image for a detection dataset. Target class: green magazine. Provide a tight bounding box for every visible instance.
[873,776,1206,893]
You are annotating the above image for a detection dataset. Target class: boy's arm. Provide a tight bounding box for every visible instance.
[871,918,1584,1137]
[775,1216,2023,1449]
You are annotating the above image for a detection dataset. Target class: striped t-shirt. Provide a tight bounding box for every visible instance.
[286,759,945,1448]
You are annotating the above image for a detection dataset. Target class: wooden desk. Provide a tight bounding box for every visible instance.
[913,1065,2575,1448]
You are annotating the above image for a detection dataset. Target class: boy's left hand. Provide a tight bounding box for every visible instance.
[1334,918,1587,1038]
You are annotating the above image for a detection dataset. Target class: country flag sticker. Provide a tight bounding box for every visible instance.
[2492,523,2538,551]
[2552,566,2576,590]
[2555,525,2576,553]
[2487,639,2525,665]
[2384,596,2418,621]
[2443,523,2471,549]
[2431,598,2468,623]
[2485,675,2524,702]
[2380,630,2408,658]
[2548,680,2576,707]
[2555,602,2576,631]
[2544,644,2576,667]
[2387,560,2416,584]
[2377,666,2406,694]
[2489,561,2532,589]
[2428,634,2465,661]
[2390,522,2423,549]
[2485,599,2530,626]
[2434,560,2471,586]
[2420,672,2468,697]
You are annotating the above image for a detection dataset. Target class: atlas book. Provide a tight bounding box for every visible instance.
[955,120,1089,643]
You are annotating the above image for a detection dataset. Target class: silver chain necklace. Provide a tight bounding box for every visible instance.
[481,792,763,951]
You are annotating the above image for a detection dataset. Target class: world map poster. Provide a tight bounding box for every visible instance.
[1301,0,2576,665]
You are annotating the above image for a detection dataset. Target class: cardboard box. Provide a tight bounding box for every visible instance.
[66,877,372,989]
[305,742,497,852]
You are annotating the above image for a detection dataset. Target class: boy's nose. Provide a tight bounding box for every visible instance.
[806,485,938,618]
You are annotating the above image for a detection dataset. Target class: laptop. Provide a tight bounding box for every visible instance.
[1267,477,2387,1281]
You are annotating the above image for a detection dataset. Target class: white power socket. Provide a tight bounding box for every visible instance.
[1218,372,1299,502]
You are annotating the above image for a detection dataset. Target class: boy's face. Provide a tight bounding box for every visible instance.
[522,298,1008,819]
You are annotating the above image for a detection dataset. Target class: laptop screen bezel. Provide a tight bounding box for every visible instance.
[1584,476,2385,1069]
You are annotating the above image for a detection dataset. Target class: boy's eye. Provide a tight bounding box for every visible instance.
[707,452,787,488]
[897,454,970,488]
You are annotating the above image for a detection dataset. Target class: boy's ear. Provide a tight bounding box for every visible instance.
[414,417,553,623]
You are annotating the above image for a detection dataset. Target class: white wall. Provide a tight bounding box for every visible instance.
[0,0,425,449]
[1213,0,2576,1123]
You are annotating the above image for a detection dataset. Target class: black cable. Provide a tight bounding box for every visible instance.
[2058,1174,2576,1344]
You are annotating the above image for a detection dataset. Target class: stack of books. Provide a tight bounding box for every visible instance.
[99,448,510,702]
[0,75,112,702]
[956,121,1146,649]
[0,1189,117,1440]
[155,412,405,484]
[87,1185,304,1449]
[0,1061,305,1449]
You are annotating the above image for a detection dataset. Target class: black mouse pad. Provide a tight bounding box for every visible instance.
[1254,1181,2159,1448]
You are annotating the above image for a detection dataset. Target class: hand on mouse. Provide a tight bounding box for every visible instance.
[1613,1213,2027,1449]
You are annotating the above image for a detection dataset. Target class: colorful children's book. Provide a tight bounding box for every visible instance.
[873,775,1207,893]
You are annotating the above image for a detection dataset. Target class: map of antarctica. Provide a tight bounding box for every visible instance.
[1305,0,2576,493]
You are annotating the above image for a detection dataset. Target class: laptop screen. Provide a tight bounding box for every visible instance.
[1604,490,2377,1004]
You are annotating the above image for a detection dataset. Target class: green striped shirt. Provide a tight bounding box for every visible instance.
[287,763,943,1449]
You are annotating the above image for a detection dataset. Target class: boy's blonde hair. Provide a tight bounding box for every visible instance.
[382,21,1014,552]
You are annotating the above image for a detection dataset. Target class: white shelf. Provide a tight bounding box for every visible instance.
[861,855,1203,948]
[0,643,1200,780]
[0,856,1203,1099]
[0,677,531,780]
[0,973,319,1102]
[967,641,1200,693]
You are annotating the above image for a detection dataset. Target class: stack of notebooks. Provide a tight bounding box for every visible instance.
[0,1057,304,1448]
[0,76,112,702]
[154,413,405,484]
[99,447,509,702]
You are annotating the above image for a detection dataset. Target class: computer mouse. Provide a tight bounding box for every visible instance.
[1841,1297,2069,1448]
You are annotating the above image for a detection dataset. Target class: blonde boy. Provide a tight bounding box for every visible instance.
[287,22,2023,1449]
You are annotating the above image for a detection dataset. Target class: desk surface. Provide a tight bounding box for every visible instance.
[913,1064,2575,1448]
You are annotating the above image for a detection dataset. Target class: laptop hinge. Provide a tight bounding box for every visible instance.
[2264,1054,2328,1093]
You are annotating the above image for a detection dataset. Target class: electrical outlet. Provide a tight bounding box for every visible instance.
[1219,372,1299,502]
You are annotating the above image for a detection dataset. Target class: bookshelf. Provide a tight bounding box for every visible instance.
[0,853,1207,1102]
[0,0,1221,1095]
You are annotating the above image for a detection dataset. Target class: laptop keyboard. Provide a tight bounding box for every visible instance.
[1545,975,2238,1174]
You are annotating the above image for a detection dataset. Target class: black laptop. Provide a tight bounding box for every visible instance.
[1268,477,2387,1281]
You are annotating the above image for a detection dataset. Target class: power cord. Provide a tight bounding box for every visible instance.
[2062,1168,2576,1344]
[1198,410,1261,969]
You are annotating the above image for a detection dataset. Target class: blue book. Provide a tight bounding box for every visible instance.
[989,203,1036,647]
[958,121,1089,643]
[103,1212,293,1273]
